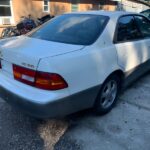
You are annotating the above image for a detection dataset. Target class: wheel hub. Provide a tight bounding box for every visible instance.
[100,80,117,109]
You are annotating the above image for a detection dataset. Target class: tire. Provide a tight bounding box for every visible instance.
[94,74,121,115]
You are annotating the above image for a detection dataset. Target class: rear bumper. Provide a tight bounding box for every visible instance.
[0,72,101,118]
[0,85,71,118]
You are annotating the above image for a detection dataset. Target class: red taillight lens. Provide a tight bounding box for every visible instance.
[35,72,68,90]
[13,64,36,86]
[13,64,68,90]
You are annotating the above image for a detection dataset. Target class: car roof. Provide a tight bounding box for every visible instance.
[66,10,138,18]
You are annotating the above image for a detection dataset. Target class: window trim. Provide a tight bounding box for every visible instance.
[113,14,144,44]
[43,0,50,12]
[0,0,14,25]
[0,0,12,17]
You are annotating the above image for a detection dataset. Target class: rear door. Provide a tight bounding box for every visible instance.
[114,15,149,74]
[134,15,150,61]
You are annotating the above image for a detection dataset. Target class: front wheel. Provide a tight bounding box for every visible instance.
[94,75,121,115]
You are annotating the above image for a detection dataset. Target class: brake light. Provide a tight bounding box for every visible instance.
[13,64,36,86]
[13,64,68,90]
[35,72,68,90]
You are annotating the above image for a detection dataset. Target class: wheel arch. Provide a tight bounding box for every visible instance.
[93,69,125,113]
[107,70,125,82]
[102,69,125,91]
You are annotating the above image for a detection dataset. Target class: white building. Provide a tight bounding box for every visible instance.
[115,0,149,12]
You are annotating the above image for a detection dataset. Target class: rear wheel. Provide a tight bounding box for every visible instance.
[94,75,121,115]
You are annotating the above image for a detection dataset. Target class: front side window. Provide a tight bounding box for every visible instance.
[116,16,142,43]
[135,16,150,38]
[0,0,11,17]
[43,0,49,12]
[30,14,109,45]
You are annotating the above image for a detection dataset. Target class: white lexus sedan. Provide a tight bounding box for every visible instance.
[0,11,150,118]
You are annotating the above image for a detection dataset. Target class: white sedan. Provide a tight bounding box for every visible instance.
[0,11,150,118]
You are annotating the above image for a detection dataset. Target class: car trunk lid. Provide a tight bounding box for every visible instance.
[0,36,84,75]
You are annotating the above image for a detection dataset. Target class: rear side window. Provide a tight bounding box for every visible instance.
[30,14,109,45]
[116,16,142,43]
[134,16,150,38]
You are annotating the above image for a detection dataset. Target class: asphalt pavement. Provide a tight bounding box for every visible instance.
[0,72,150,150]
[55,72,150,150]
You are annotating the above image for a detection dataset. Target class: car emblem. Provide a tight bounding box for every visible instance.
[21,62,35,69]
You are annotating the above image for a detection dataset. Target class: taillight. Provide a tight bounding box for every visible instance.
[13,64,36,86]
[13,64,68,90]
[35,72,68,90]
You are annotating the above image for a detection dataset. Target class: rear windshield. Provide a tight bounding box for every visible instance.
[29,14,109,45]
